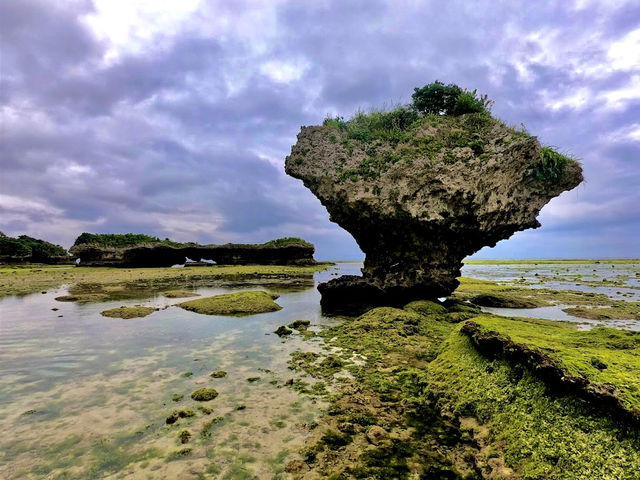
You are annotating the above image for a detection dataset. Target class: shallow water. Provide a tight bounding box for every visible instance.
[462,262,640,300]
[462,262,640,330]
[1,261,638,478]
[0,262,360,480]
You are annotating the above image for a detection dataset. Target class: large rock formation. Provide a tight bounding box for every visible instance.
[70,235,316,267]
[285,112,583,313]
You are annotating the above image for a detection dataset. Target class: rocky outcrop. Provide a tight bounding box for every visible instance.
[70,238,316,267]
[285,112,582,313]
[461,321,640,426]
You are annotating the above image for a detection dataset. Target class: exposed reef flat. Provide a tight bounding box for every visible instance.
[286,109,582,313]
[461,318,640,424]
[0,263,330,299]
[177,291,282,316]
[70,234,316,267]
[288,303,640,478]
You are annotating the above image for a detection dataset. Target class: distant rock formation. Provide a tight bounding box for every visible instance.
[286,109,582,313]
[0,234,71,264]
[70,234,316,267]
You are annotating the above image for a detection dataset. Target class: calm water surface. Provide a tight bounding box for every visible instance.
[1,261,638,479]
[0,262,360,480]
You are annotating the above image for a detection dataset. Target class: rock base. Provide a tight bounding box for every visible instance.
[318,275,452,315]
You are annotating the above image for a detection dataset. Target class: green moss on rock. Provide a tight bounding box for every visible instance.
[426,329,640,479]
[191,388,218,402]
[178,290,281,316]
[403,300,447,315]
[466,315,640,412]
[165,409,195,425]
[164,290,200,298]
[100,305,156,319]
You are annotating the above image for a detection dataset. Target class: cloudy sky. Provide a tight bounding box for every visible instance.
[1,0,639,260]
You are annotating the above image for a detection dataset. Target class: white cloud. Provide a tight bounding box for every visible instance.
[600,75,640,109]
[260,59,309,84]
[0,194,63,216]
[83,0,204,63]
[606,27,640,71]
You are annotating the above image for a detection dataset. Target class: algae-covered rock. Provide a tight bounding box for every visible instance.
[164,290,200,298]
[100,305,156,319]
[178,290,281,316]
[191,388,218,401]
[404,300,447,315]
[469,293,542,309]
[55,293,108,303]
[285,102,582,312]
[210,370,227,378]
[165,409,195,424]
[288,319,311,329]
[274,325,293,337]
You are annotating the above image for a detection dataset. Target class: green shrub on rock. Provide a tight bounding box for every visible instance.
[411,81,492,116]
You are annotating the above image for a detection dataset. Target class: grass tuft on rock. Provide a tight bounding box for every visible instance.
[178,290,281,316]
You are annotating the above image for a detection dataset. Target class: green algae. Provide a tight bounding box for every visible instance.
[163,290,200,298]
[467,315,640,412]
[201,416,225,439]
[288,319,311,329]
[178,430,191,444]
[403,300,447,315]
[426,330,640,479]
[292,302,640,479]
[190,388,218,401]
[274,325,293,336]
[454,276,620,307]
[469,293,544,308]
[100,305,156,319]
[178,290,282,316]
[0,263,330,298]
[563,302,640,320]
[210,370,227,378]
[167,447,192,460]
[55,293,108,303]
[165,409,195,424]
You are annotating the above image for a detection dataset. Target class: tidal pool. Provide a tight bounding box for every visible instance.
[0,263,360,480]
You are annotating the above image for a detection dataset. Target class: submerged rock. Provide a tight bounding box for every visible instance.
[285,109,582,313]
